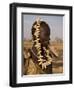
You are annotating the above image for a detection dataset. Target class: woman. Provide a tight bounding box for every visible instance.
[23,18,58,75]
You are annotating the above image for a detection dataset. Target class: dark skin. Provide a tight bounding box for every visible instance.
[32,24,50,55]
[32,21,50,56]
[40,25,50,47]
[31,21,52,74]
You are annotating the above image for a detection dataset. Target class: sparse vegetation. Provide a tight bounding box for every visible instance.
[23,40,63,74]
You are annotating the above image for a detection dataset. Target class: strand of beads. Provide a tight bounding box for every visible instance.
[33,18,52,69]
[43,47,52,64]
[33,19,45,67]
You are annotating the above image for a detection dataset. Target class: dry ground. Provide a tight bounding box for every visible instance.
[23,40,63,74]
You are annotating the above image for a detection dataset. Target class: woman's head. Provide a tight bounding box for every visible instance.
[32,21,50,47]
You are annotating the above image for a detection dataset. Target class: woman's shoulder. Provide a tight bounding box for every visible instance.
[49,46,58,57]
[23,48,31,59]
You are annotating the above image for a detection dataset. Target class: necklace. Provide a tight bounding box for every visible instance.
[31,49,38,59]
[31,48,55,61]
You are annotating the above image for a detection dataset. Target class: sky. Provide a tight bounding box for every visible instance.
[22,14,63,41]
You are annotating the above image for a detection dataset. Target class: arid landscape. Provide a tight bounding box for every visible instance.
[23,39,63,74]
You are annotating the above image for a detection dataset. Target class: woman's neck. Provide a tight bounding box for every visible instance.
[31,45,47,59]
